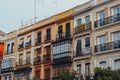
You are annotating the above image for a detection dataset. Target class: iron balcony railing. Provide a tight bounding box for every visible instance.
[95,40,120,53]
[5,49,14,54]
[35,38,41,45]
[18,42,24,49]
[33,57,41,65]
[44,34,51,42]
[43,53,51,62]
[25,40,31,47]
[74,22,91,34]
[94,13,120,28]
[75,47,92,57]
[56,32,72,40]
[16,58,31,67]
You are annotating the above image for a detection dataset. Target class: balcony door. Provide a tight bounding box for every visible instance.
[85,63,90,80]
[58,25,63,38]
[98,11,106,26]
[85,15,90,30]
[113,6,120,21]
[46,29,51,40]
[76,40,82,56]
[77,18,82,31]
[37,32,41,43]
[66,23,70,37]
[98,35,106,51]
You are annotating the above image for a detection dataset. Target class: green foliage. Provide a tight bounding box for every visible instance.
[30,77,39,80]
[94,67,120,80]
[61,70,76,80]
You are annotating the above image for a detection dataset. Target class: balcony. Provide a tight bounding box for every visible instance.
[1,67,14,73]
[5,49,14,54]
[25,40,31,47]
[44,35,51,42]
[18,43,24,49]
[94,13,120,29]
[95,40,120,54]
[35,38,41,46]
[74,22,91,34]
[56,32,72,41]
[43,54,51,63]
[53,52,72,65]
[16,58,31,69]
[33,57,41,65]
[74,47,92,60]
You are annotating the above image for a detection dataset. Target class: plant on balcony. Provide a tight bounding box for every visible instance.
[61,70,76,80]
[94,67,120,80]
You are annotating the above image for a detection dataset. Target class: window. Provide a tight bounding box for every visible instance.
[46,46,50,54]
[98,35,106,45]
[85,37,90,47]
[37,32,41,43]
[114,59,120,70]
[77,18,82,31]
[36,71,40,79]
[112,32,120,49]
[58,25,63,38]
[85,63,90,79]
[76,40,82,56]
[36,48,41,57]
[98,11,106,26]
[99,61,107,69]
[45,69,50,79]
[46,28,51,40]
[19,54,23,65]
[113,6,120,15]
[11,42,14,53]
[4,76,7,80]
[77,64,82,76]
[66,23,70,37]
[9,76,12,80]
[85,15,91,30]
[112,31,120,41]
[7,44,10,54]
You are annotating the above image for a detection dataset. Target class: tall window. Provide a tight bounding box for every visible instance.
[85,15,90,30]
[114,59,120,70]
[37,32,41,43]
[98,11,106,26]
[98,35,106,45]
[58,25,63,38]
[76,40,82,56]
[85,63,90,79]
[46,28,51,40]
[4,76,7,80]
[7,44,10,54]
[11,42,14,53]
[99,61,107,69]
[112,32,120,49]
[19,54,23,65]
[9,76,12,80]
[113,6,120,21]
[36,48,41,57]
[77,65,82,76]
[36,71,40,79]
[66,23,70,37]
[45,69,50,79]
[85,37,90,54]
[77,18,82,31]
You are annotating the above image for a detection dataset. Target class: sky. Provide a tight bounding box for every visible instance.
[0,0,89,33]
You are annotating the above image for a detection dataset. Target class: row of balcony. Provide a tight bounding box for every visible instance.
[18,41,31,49]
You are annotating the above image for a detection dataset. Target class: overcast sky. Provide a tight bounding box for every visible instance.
[0,0,89,33]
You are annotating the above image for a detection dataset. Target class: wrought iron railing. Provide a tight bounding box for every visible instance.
[95,40,120,53]
[74,22,91,34]
[25,41,31,47]
[35,38,41,45]
[94,13,120,28]
[75,47,92,57]
[44,34,51,42]
[34,57,41,65]
[16,58,31,67]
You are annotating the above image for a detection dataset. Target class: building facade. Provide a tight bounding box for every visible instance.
[52,9,74,80]
[1,30,17,80]
[1,0,120,80]
[33,16,56,80]
[93,0,120,70]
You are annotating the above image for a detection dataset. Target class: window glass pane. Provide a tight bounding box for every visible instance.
[99,61,107,69]
[114,59,120,70]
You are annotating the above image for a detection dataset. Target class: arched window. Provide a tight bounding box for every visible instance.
[114,59,120,70]
[99,61,107,69]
